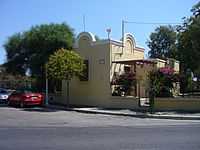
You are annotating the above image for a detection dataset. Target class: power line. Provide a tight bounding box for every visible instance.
[124,20,182,25]
[121,19,182,54]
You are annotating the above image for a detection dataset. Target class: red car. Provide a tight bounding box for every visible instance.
[8,88,44,108]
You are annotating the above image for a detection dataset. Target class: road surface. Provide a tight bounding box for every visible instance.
[0,106,199,150]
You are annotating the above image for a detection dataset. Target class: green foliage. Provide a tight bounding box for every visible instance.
[147,25,177,59]
[4,23,74,77]
[177,2,200,77]
[147,1,200,90]
[94,35,100,41]
[0,74,35,90]
[191,1,200,17]
[149,68,178,97]
[111,72,136,96]
[46,48,84,81]
[3,33,26,75]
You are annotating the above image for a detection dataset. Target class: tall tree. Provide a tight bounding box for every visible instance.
[4,23,74,78]
[177,1,200,77]
[3,33,26,75]
[147,25,177,59]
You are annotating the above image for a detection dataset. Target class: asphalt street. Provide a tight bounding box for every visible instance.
[0,106,200,150]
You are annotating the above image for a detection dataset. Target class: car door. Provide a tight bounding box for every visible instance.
[9,91,21,102]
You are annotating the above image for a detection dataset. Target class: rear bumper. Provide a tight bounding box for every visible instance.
[24,100,42,106]
[0,99,8,104]
[9,100,43,106]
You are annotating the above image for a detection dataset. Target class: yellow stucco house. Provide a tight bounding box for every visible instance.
[56,32,179,109]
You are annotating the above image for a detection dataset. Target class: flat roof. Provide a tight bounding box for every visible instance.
[112,59,156,65]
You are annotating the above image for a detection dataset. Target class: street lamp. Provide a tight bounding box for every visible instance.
[106,28,111,39]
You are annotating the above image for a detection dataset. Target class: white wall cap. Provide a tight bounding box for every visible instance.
[74,32,96,48]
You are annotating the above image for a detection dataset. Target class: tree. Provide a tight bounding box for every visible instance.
[94,35,100,41]
[191,1,200,17]
[3,33,26,75]
[46,48,84,107]
[0,65,35,89]
[4,23,74,89]
[177,1,200,77]
[147,25,177,59]
[149,67,178,97]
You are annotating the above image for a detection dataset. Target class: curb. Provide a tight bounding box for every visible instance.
[72,109,200,120]
[146,114,200,120]
[46,105,200,120]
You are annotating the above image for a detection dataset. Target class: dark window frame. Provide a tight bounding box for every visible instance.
[80,60,89,81]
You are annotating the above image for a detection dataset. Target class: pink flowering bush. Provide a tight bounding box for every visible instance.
[159,66,174,75]
[111,72,136,96]
[149,67,179,97]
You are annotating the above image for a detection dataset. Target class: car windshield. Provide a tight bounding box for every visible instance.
[0,89,8,94]
[16,88,38,94]
[23,90,35,93]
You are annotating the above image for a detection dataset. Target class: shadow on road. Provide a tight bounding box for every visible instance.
[21,107,60,112]
[0,104,8,107]
[0,104,71,113]
[1,105,62,113]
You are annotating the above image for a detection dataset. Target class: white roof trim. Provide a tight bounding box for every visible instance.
[92,40,123,47]
[124,33,136,49]
[74,32,144,51]
[148,58,166,63]
[74,32,96,48]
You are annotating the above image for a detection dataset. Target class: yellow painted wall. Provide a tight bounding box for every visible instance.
[60,32,147,107]
[135,63,154,97]
[57,32,180,110]
[174,60,180,73]
[153,58,180,73]
[111,46,144,62]
[153,58,166,69]
[155,98,200,112]
[63,34,112,106]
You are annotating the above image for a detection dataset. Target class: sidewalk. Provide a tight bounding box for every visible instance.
[47,104,200,120]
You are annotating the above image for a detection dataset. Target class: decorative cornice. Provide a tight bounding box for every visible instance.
[74,32,145,52]
[135,47,145,52]
[74,32,96,48]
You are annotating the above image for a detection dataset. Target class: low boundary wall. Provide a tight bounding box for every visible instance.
[107,96,140,109]
[48,94,200,112]
[155,97,200,112]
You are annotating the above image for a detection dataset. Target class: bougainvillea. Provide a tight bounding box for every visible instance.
[111,72,136,96]
[149,67,179,97]
[159,66,174,75]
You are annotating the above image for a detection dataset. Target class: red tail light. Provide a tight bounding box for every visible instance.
[22,94,31,99]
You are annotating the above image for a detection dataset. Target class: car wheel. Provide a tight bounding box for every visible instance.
[20,101,24,108]
[39,102,44,107]
[7,101,11,106]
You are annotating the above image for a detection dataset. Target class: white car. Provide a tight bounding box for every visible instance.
[0,88,10,104]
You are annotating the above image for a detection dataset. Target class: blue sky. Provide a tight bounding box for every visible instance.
[0,0,198,64]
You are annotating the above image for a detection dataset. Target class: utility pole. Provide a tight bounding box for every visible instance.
[83,15,86,32]
[122,20,125,54]
[45,67,48,106]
